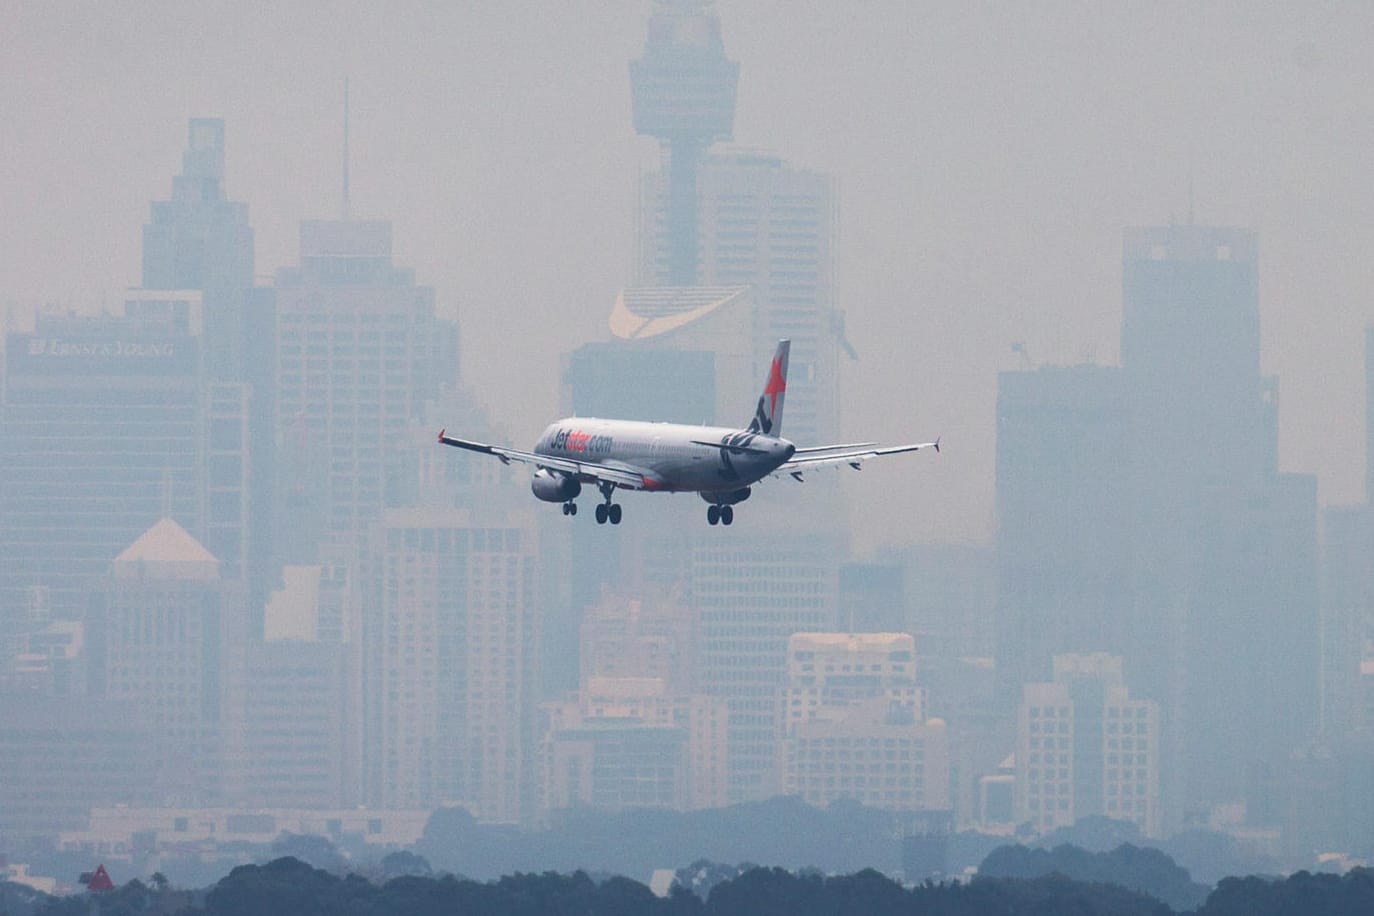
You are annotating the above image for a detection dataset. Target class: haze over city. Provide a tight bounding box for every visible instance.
[7,2,1374,548]
[5,0,1374,908]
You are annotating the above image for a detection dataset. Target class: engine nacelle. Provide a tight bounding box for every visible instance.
[531,469,581,503]
[700,486,751,506]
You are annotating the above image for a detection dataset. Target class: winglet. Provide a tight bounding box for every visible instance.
[438,428,446,442]
[934,436,940,454]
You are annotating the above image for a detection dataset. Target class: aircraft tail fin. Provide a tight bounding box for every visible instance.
[748,339,789,436]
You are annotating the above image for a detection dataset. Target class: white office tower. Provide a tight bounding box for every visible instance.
[541,592,728,815]
[780,633,949,812]
[273,219,457,565]
[543,677,728,814]
[1015,653,1161,837]
[376,507,538,823]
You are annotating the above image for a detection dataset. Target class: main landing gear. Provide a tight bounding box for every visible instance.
[703,487,749,527]
[594,482,622,525]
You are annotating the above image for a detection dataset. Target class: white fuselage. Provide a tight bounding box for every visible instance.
[533,418,796,493]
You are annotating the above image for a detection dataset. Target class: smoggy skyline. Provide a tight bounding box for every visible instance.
[6,1,1374,550]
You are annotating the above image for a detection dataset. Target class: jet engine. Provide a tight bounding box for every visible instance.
[699,486,751,506]
[530,469,581,503]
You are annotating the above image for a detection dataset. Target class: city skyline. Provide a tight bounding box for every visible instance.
[4,0,1374,885]
[7,2,1374,550]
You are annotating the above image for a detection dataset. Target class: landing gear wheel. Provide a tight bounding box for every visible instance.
[707,505,720,526]
[720,505,734,526]
[608,504,622,525]
[595,504,608,525]
[569,502,577,516]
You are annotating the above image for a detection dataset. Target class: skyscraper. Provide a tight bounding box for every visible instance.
[1015,654,1161,837]
[0,302,203,623]
[376,506,538,823]
[87,518,247,806]
[690,535,837,801]
[1120,224,1318,817]
[227,565,362,809]
[273,219,457,563]
[780,632,950,812]
[1321,327,1374,740]
[990,225,1319,828]
[994,364,1132,703]
[141,119,275,603]
[142,119,253,300]
[543,677,728,814]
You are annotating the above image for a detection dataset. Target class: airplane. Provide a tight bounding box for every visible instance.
[437,339,938,526]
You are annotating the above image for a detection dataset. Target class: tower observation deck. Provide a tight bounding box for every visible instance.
[630,0,739,286]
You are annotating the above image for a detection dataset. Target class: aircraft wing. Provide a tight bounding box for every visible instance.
[774,438,939,479]
[437,430,652,490]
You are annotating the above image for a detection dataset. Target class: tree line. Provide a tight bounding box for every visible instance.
[24,855,1374,916]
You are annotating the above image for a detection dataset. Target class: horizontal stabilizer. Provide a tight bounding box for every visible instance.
[773,438,940,476]
[690,439,771,455]
[792,442,877,455]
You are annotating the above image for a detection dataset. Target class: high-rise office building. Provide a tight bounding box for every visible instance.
[994,364,1132,702]
[1322,506,1372,739]
[1119,224,1318,818]
[690,535,838,802]
[542,677,728,814]
[141,119,274,601]
[376,506,538,823]
[781,633,922,734]
[579,592,695,689]
[541,590,726,814]
[142,120,254,303]
[273,219,457,564]
[780,632,950,813]
[0,303,203,623]
[87,518,247,806]
[989,225,1319,826]
[1015,654,1161,837]
[227,565,362,809]
[1322,327,1374,739]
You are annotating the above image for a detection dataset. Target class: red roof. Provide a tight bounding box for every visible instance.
[87,864,114,892]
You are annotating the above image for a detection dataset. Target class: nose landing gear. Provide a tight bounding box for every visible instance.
[706,504,734,526]
[561,501,578,516]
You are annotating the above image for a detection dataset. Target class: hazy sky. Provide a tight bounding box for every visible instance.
[5,1,1374,551]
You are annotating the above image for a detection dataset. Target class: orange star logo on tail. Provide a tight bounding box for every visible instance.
[763,354,786,415]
